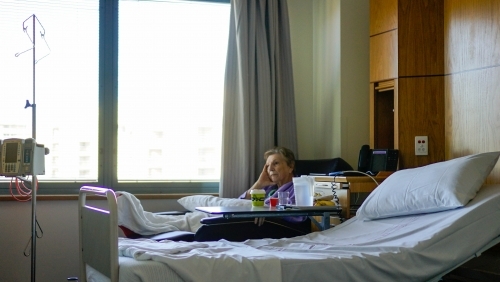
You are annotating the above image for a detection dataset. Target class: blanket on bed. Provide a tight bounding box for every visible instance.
[117,191,208,235]
[118,238,281,282]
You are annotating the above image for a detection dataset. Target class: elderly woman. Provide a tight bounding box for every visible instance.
[120,146,310,242]
[239,146,306,226]
[239,146,296,205]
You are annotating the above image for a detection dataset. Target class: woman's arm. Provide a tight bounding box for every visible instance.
[240,164,273,199]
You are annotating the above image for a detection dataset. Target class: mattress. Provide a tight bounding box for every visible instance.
[114,184,500,282]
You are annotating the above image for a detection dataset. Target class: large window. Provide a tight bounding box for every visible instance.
[118,0,229,182]
[0,0,99,183]
[0,0,229,194]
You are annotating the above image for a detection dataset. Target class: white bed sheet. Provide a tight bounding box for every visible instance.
[261,184,500,281]
[116,184,500,282]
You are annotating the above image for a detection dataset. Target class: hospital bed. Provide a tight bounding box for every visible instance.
[79,152,500,282]
[80,184,500,282]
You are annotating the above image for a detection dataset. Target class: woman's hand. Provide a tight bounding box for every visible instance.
[245,164,273,199]
[255,164,273,187]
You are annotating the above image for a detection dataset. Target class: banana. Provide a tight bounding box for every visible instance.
[314,200,335,206]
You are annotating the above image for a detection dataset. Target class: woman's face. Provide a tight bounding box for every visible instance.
[266,153,294,186]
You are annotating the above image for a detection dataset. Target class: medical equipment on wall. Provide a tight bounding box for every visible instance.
[0,138,47,177]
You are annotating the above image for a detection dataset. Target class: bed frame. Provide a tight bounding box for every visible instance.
[79,186,119,282]
[78,185,500,282]
[429,235,500,281]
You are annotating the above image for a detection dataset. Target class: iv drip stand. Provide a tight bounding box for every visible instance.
[13,13,50,282]
[30,13,38,282]
[14,14,45,282]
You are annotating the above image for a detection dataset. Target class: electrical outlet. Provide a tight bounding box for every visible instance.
[415,136,428,155]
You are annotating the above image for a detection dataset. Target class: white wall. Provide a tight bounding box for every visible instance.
[288,0,314,159]
[289,0,369,167]
[338,0,370,166]
[0,1,370,281]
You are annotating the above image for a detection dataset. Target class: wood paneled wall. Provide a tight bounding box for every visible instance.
[369,0,499,180]
[398,76,445,169]
[396,0,445,168]
[369,0,397,36]
[445,0,500,73]
[369,0,445,169]
[369,30,398,82]
[398,0,444,76]
[444,0,500,183]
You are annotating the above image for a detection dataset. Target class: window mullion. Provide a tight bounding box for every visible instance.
[99,0,119,188]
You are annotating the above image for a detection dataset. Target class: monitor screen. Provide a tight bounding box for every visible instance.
[5,142,19,163]
[370,150,387,173]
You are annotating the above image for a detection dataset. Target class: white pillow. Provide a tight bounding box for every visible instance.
[356,151,500,220]
[178,195,252,212]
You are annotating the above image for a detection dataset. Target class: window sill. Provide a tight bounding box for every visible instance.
[0,193,218,201]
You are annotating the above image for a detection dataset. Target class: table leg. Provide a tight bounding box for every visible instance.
[322,212,330,230]
[309,212,332,231]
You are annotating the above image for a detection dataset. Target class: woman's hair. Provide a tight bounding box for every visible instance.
[264,146,295,168]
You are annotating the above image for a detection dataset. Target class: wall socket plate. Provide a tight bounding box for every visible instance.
[415,136,428,155]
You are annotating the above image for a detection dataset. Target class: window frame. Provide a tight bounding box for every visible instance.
[0,0,228,195]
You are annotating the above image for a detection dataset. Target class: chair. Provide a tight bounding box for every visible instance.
[294,158,353,176]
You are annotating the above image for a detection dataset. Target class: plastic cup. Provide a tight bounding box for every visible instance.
[269,197,278,207]
[293,176,314,206]
[294,184,314,206]
[278,191,290,206]
[250,190,266,206]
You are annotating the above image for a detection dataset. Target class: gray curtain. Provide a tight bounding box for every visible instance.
[220,0,298,198]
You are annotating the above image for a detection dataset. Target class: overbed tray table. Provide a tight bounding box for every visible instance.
[195,205,342,230]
